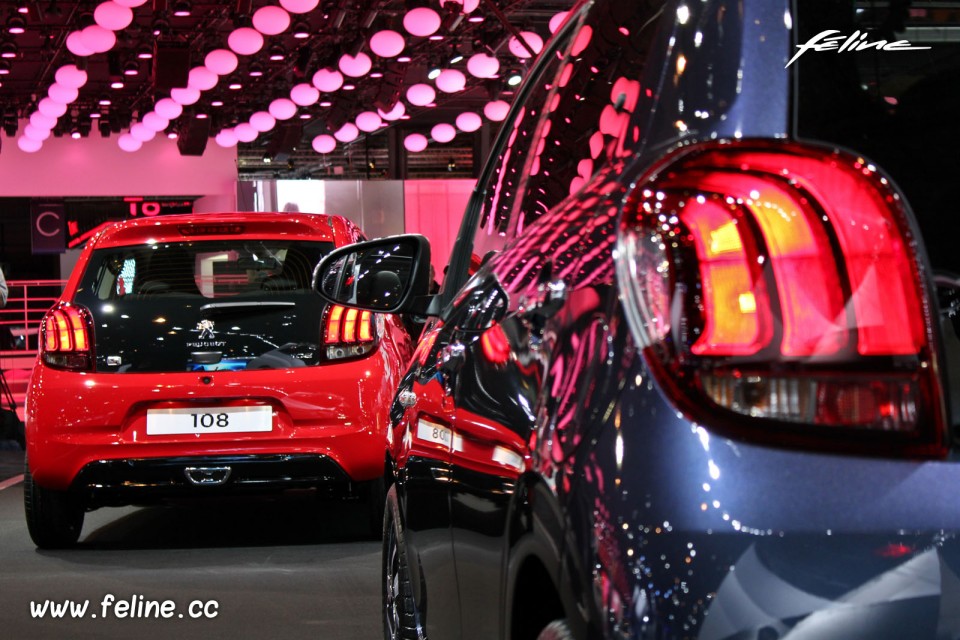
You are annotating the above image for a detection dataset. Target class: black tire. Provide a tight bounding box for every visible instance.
[537,619,575,640]
[383,486,423,640]
[23,459,84,549]
[365,474,387,539]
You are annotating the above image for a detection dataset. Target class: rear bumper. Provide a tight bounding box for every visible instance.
[71,453,353,508]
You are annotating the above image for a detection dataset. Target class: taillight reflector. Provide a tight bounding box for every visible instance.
[322,304,376,360]
[41,303,93,371]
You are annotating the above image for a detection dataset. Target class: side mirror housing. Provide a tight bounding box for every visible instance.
[313,234,433,314]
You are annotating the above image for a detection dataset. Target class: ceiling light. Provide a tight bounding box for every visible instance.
[292,21,310,39]
[152,16,170,36]
[110,79,124,89]
[7,16,26,35]
[0,41,16,58]
[98,94,112,105]
[16,2,29,15]
[172,0,191,17]
[195,112,208,119]
[137,43,153,59]
[228,82,242,90]
[507,70,522,86]
[268,45,285,61]
[427,67,441,80]
[123,60,139,76]
[0,60,10,75]
[89,112,100,119]
[210,99,224,107]
[248,63,264,77]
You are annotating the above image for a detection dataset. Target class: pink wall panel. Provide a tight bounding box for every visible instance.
[403,179,475,283]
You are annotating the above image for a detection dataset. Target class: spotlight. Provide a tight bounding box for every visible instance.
[152,15,170,36]
[0,60,11,75]
[137,43,154,59]
[506,70,522,86]
[0,41,16,58]
[268,44,285,62]
[16,2,29,15]
[7,16,26,35]
[98,94,112,105]
[123,60,140,76]
[292,21,310,39]
[228,81,242,90]
[210,99,224,107]
[248,62,264,77]
[110,79,124,89]
[427,66,441,80]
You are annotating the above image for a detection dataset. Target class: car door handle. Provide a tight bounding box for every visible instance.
[519,278,568,321]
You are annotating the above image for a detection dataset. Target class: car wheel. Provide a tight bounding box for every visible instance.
[537,619,575,640]
[23,458,84,549]
[383,486,423,640]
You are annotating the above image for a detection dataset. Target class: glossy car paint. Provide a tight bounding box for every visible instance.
[362,0,960,638]
[26,213,411,496]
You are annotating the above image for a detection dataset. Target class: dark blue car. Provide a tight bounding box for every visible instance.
[315,0,960,637]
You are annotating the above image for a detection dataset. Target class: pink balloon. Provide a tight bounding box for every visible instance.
[312,68,343,92]
[483,100,510,122]
[436,69,466,93]
[334,123,359,143]
[549,11,570,34]
[279,0,319,13]
[142,111,170,132]
[249,111,277,132]
[205,49,238,75]
[253,6,291,35]
[404,133,428,152]
[80,25,117,54]
[30,112,57,130]
[66,31,94,57]
[431,123,456,143]
[338,52,372,78]
[171,87,201,105]
[130,123,156,142]
[37,97,67,118]
[228,28,264,56]
[155,98,183,120]
[467,53,499,79]
[234,123,258,143]
[355,112,382,132]
[48,83,79,104]
[118,134,142,152]
[55,64,88,89]
[369,30,405,58]
[312,134,336,154]
[114,0,149,7]
[290,83,319,106]
[406,83,436,107]
[188,66,218,91]
[378,102,406,121]
[403,7,441,37]
[456,111,482,132]
[269,98,298,120]
[215,129,238,148]
[18,137,43,153]
[95,2,134,31]
[509,31,544,58]
[23,124,51,141]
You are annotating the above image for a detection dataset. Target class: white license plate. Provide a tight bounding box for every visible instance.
[146,406,273,435]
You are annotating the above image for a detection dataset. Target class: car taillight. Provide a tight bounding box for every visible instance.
[41,303,94,371]
[616,141,947,457]
[322,304,378,360]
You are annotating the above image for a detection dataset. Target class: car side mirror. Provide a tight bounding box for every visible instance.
[313,234,433,314]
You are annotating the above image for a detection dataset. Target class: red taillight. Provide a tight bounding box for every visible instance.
[41,303,94,371]
[322,304,377,360]
[617,141,946,456]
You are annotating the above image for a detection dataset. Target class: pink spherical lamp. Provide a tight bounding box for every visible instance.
[80,25,117,54]
[30,112,57,130]
[334,123,359,143]
[249,111,277,132]
[378,101,406,121]
[291,83,320,106]
[205,49,239,75]
[509,31,544,58]
[355,112,382,133]
[234,123,258,143]
[171,87,201,105]
[466,53,499,79]
[155,98,183,120]
[312,68,344,92]
[130,123,156,142]
[187,66,218,91]
[55,64,88,89]
[269,98,298,120]
[94,2,134,31]
[403,7,441,37]
[436,69,466,93]
[369,30,405,58]
[312,134,336,154]
[406,83,436,107]
[114,0,149,7]
[228,28,264,56]
[549,11,569,34]
[215,129,238,148]
[483,100,510,122]
[339,52,372,78]
[456,111,482,132]
[117,134,143,152]
[18,137,43,153]
[66,31,94,57]
[37,98,67,118]
[431,123,456,143]
[142,111,170,132]
[253,6,290,35]
[279,0,319,13]
[404,133,428,152]
[23,124,51,141]
[48,83,79,104]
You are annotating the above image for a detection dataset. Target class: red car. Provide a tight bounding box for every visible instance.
[23,213,412,548]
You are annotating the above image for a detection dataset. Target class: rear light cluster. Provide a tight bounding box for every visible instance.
[41,303,94,371]
[616,141,946,456]
[322,304,378,360]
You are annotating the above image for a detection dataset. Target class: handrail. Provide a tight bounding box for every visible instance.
[0,279,67,357]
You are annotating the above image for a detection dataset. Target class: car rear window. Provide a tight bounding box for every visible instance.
[73,240,334,373]
[795,0,960,273]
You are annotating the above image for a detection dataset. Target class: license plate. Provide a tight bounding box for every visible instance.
[146,406,273,435]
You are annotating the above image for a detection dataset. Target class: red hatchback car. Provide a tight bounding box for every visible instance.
[23,213,412,548]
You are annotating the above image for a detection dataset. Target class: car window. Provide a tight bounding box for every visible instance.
[73,240,335,373]
[795,0,960,273]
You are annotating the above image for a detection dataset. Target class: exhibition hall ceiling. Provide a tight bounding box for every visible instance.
[0,0,575,179]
